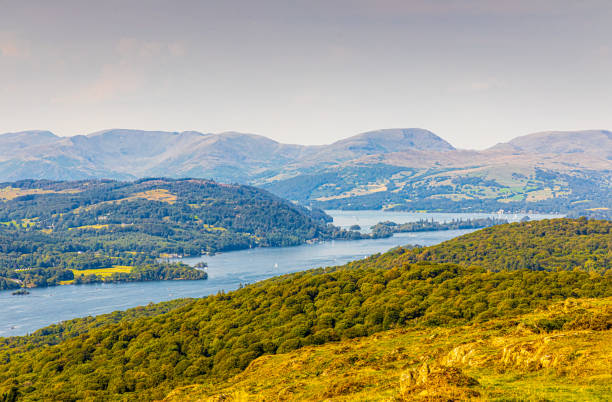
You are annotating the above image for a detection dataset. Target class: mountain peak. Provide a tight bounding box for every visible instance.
[86,129,182,138]
[490,129,612,155]
[332,128,455,153]
[0,130,59,155]
[0,130,58,140]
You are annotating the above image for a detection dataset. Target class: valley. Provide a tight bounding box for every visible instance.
[0,128,609,402]
[0,210,552,337]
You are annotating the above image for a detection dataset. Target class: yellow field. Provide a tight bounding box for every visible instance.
[203,224,227,231]
[73,266,132,277]
[60,266,134,284]
[0,187,57,201]
[68,224,110,231]
[0,218,39,228]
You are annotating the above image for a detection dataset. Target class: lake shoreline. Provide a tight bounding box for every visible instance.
[0,210,560,337]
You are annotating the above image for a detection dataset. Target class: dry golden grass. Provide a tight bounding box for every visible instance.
[165,298,612,401]
[0,186,81,201]
[74,189,178,213]
[128,189,177,204]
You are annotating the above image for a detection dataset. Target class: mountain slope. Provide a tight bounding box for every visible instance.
[335,128,455,152]
[304,128,455,164]
[0,128,450,182]
[264,129,612,214]
[1,128,611,215]
[166,297,612,401]
[490,129,612,156]
[0,219,610,400]
[0,130,59,153]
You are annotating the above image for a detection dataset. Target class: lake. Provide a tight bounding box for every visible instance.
[327,210,559,232]
[0,211,559,336]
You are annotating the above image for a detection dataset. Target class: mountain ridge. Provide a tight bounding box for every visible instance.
[0,127,456,181]
[3,127,611,179]
[1,128,611,214]
[488,129,612,155]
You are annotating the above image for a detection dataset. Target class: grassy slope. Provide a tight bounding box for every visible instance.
[4,262,609,400]
[1,219,611,400]
[167,298,612,401]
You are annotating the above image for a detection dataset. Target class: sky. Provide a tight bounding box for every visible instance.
[1,0,611,149]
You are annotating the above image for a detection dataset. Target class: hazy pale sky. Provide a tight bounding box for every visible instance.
[1,0,611,149]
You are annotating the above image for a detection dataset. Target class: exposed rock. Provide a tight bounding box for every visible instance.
[399,363,480,401]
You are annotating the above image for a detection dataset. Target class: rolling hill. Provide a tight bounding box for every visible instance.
[1,128,611,215]
[0,178,362,290]
[167,297,612,401]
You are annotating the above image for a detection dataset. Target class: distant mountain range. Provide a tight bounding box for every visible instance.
[0,128,454,181]
[1,128,611,214]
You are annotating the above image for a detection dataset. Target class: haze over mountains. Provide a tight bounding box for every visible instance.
[0,128,454,181]
[1,128,611,214]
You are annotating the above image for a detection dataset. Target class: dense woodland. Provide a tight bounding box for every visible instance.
[0,218,610,400]
[0,178,368,289]
[399,217,612,273]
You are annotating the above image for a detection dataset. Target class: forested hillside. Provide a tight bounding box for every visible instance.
[0,178,361,289]
[399,217,612,273]
[0,218,610,400]
[168,297,612,401]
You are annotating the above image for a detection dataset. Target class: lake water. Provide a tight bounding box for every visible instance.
[327,210,560,233]
[0,211,559,337]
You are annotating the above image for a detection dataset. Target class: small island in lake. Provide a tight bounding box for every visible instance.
[370,217,509,237]
[11,289,30,295]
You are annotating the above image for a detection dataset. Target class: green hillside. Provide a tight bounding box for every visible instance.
[398,217,612,273]
[167,297,612,401]
[0,178,364,289]
[0,218,610,400]
[262,164,612,218]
